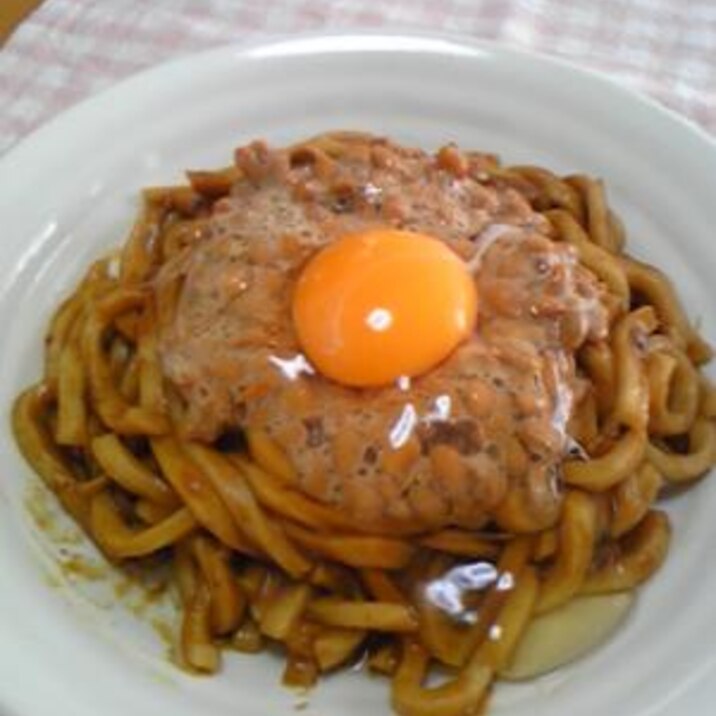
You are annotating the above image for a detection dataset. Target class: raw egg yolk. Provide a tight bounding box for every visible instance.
[292,229,478,387]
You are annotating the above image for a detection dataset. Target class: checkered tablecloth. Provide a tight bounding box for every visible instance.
[1,0,714,155]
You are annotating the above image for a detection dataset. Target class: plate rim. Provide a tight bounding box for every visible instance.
[1,28,715,174]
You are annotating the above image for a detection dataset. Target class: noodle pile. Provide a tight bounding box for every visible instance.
[12,133,716,716]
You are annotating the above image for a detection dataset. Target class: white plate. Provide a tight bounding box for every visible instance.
[0,32,715,716]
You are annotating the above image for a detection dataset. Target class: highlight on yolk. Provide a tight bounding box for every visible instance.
[292,229,478,387]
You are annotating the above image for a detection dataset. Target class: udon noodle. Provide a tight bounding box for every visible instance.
[13,132,716,715]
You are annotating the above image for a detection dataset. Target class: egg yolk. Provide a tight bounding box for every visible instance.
[292,229,478,387]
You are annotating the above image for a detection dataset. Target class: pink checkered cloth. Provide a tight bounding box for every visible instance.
[1,0,714,154]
